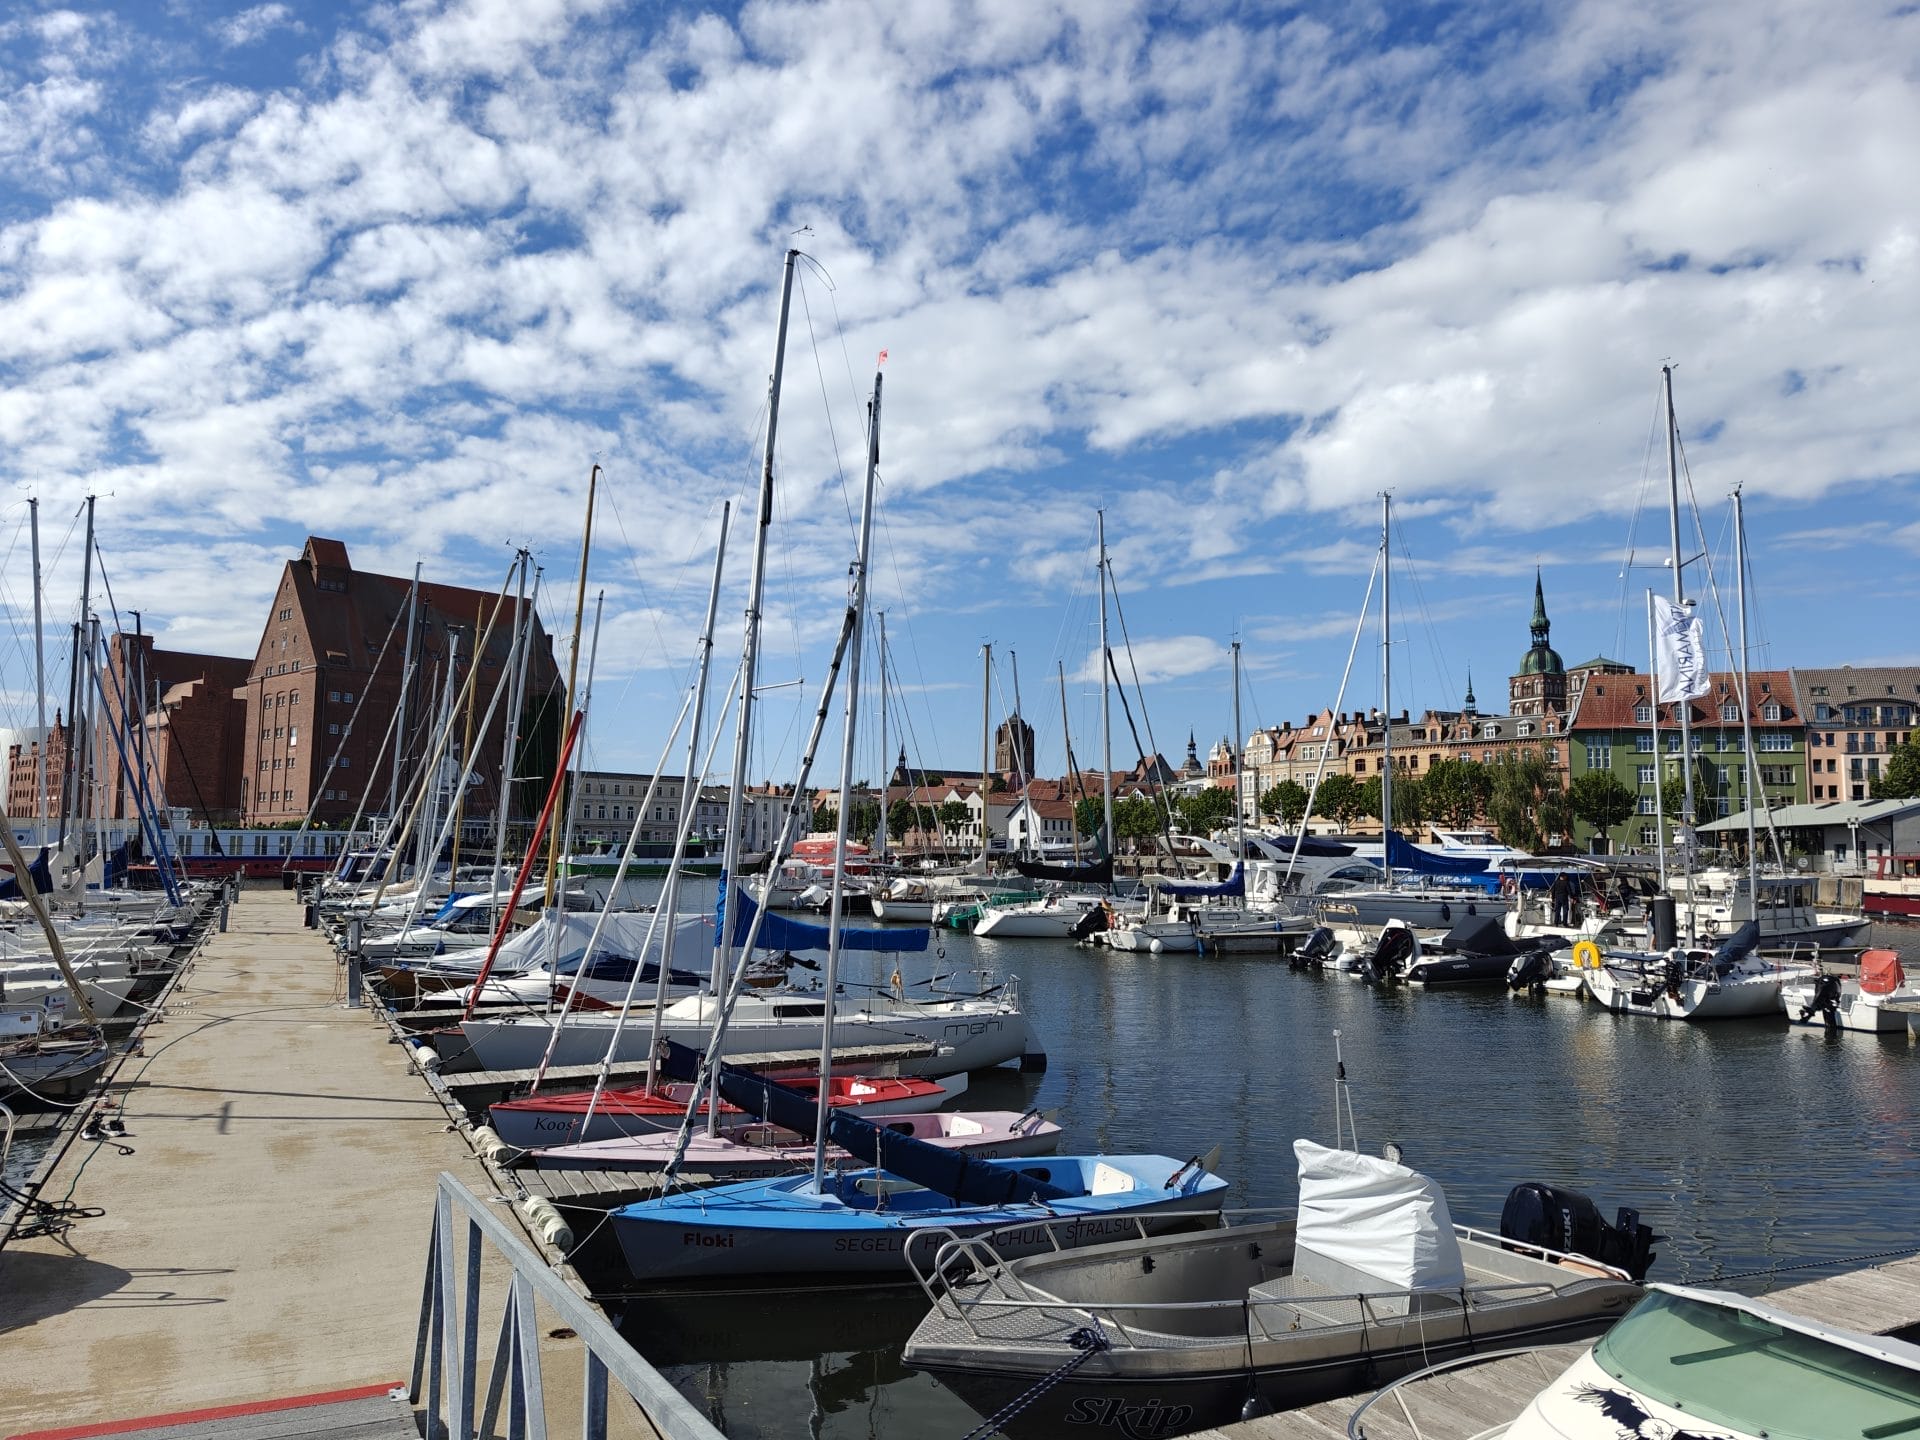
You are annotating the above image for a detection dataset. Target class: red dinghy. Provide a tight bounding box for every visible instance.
[487,1072,964,1150]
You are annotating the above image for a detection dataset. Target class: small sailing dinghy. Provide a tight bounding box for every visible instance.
[523,1108,1061,1175]
[902,1140,1655,1437]
[487,1070,963,1149]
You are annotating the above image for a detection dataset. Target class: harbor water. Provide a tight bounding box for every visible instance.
[608,890,1920,1438]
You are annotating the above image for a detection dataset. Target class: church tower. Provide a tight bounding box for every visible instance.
[1509,570,1567,716]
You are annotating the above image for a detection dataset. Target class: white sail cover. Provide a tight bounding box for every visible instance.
[1293,1139,1465,1292]
[457,910,714,975]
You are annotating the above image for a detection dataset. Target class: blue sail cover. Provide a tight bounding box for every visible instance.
[0,847,52,898]
[728,887,930,953]
[657,1038,1070,1204]
[1159,862,1244,898]
[1383,833,1501,894]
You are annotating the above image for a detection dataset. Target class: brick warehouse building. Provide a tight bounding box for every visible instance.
[5,718,68,822]
[96,634,253,824]
[239,537,562,826]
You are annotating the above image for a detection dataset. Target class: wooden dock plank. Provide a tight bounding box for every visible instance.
[1766,1252,1920,1335]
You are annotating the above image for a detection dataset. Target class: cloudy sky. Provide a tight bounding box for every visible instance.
[1,0,1916,788]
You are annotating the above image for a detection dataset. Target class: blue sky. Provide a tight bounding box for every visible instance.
[1,1,1917,791]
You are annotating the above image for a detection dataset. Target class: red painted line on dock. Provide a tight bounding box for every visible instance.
[6,1381,405,1440]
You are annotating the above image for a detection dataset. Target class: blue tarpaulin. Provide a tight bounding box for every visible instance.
[0,847,52,899]
[729,886,930,953]
[1385,831,1490,874]
[1159,863,1244,898]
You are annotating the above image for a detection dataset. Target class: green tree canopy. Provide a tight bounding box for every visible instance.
[1176,785,1235,835]
[1487,747,1571,852]
[1259,780,1309,828]
[1569,771,1637,849]
[1112,795,1162,851]
[1312,772,1367,829]
[811,803,838,833]
[1874,737,1920,800]
[1421,757,1493,829]
[1364,771,1424,829]
[886,797,916,842]
[1072,795,1105,844]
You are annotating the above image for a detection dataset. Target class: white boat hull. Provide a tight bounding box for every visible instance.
[1782,979,1917,1033]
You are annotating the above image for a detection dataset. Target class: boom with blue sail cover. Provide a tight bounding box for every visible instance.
[727,886,929,953]
[1159,863,1243,899]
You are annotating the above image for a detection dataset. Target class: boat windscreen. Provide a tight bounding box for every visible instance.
[1595,1290,1920,1439]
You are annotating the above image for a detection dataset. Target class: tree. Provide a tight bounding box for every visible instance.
[848,799,882,844]
[1112,795,1162,852]
[886,798,916,843]
[1176,785,1234,835]
[1874,737,1920,800]
[1364,772,1424,830]
[1569,771,1637,851]
[811,803,838,833]
[1260,780,1309,828]
[937,799,972,849]
[1312,773,1367,830]
[1072,795,1106,846]
[1487,747,1571,852]
[1422,757,1492,829]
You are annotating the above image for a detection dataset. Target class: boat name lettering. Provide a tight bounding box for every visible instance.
[1063,1397,1194,1437]
[681,1232,734,1248]
[831,1236,904,1253]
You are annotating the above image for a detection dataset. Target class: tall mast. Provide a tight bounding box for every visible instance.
[61,495,96,832]
[977,642,992,867]
[714,248,799,1001]
[1663,365,1697,862]
[875,610,888,865]
[1648,593,1668,888]
[813,369,882,1185]
[546,463,599,904]
[1009,648,1028,856]
[490,550,532,914]
[29,498,47,847]
[1733,487,1760,899]
[1380,493,1393,843]
[389,562,421,824]
[1058,660,1079,861]
[1097,510,1114,856]
[1232,638,1245,867]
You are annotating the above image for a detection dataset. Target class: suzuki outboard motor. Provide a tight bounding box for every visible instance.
[1500,1182,1660,1281]
[1372,924,1417,980]
[1069,905,1109,941]
[1291,926,1336,969]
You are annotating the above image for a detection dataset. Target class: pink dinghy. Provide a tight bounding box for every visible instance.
[487,1072,966,1150]
[521,1109,1061,1175]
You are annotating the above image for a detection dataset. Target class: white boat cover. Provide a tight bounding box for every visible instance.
[434,910,714,975]
[1292,1139,1465,1292]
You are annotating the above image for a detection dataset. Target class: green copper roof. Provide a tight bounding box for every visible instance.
[1519,568,1565,675]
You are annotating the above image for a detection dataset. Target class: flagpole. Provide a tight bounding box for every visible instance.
[1647,591,1666,890]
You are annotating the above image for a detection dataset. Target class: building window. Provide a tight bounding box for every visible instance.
[1665,735,1682,753]
[1640,826,1655,845]
[1762,703,1780,721]
[1638,796,1657,814]
[1544,746,1557,763]
[1721,703,1739,721]
[1633,704,1652,723]
[338,755,350,767]
[1518,721,1535,737]
[1585,740,1611,770]
[1636,734,1654,752]
[1638,765,1656,785]
[279,608,292,622]
[329,690,340,703]
[329,723,339,735]
[1354,759,1367,773]
[342,691,354,703]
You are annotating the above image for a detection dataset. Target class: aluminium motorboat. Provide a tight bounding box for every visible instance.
[902,1140,1655,1439]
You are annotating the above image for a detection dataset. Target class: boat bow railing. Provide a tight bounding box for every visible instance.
[409,1170,722,1440]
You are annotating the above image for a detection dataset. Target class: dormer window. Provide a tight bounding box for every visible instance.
[1721,703,1740,722]
[1763,703,1782,722]
[1633,704,1652,723]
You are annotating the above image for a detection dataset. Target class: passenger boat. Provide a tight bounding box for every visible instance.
[902,1140,1654,1437]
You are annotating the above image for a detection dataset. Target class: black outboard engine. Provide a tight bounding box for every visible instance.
[1500,1182,1660,1281]
[1070,905,1109,941]
[1798,972,1844,1027]
[1291,926,1336,969]
[1372,924,1417,981]
[1506,949,1551,991]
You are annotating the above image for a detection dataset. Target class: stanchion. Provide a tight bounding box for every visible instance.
[219,899,230,932]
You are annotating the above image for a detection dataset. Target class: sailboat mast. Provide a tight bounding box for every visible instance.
[389,562,421,825]
[545,464,599,905]
[1009,649,1028,857]
[490,550,531,916]
[978,643,991,867]
[1058,660,1079,861]
[1663,365,1697,848]
[29,498,47,847]
[1733,487,1761,898]
[1647,592,1668,888]
[1232,639,1245,864]
[61,495,96,835]
[1380,493,1393,843]
[715,248,799,1001]
[1097,510,1114,856]
[875,610,888,866]
[813,370,882,1184]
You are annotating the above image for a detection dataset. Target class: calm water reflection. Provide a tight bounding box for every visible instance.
[607,906,1920,1438]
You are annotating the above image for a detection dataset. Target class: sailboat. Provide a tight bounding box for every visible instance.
[609,316,1224,1285]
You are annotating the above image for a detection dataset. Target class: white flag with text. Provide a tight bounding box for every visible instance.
[1652,595,1711,702]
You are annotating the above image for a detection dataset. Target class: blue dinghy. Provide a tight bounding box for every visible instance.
[611,1152,1228,1281]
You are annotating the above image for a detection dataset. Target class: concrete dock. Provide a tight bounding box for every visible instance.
[0,890,649,1436]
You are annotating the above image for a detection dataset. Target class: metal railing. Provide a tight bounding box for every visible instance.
[410,1171,723,1440]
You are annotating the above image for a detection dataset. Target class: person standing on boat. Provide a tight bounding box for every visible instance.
[1549,871,1572,927]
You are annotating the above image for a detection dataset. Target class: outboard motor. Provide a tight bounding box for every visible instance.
[1070,905,1109,941]
[1291,926,1336,969]
[1798,972,1844,1027]
[1506,949,1551,991]
[1500,1182,1660,1281]
[1372,924,1417,981]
